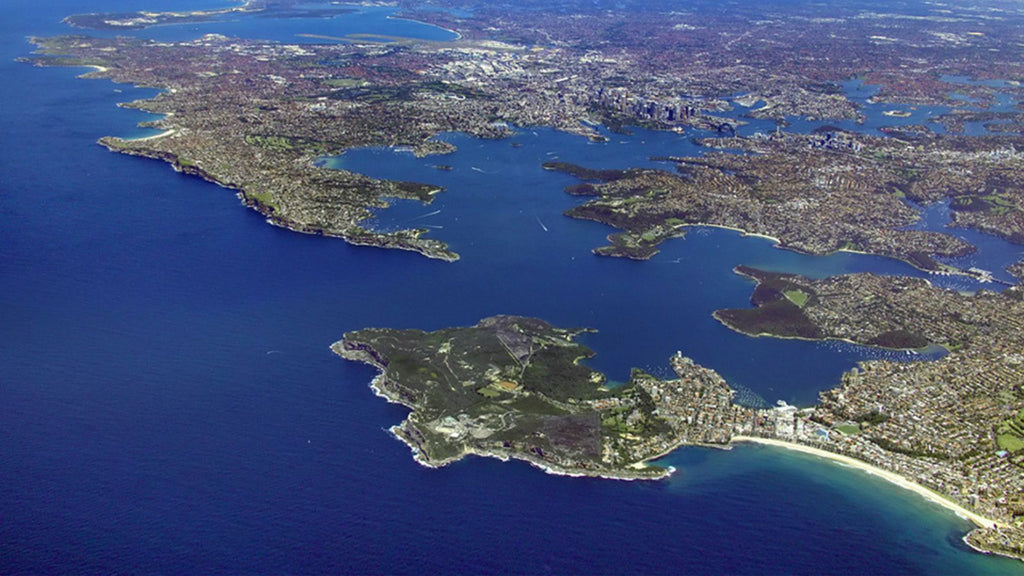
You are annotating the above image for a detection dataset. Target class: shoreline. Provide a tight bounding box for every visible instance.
[75,64,108,78]
[399,435,675,482]
[686,222,783,245]
[710,266,947,355]
[672,222,978,280]
[338,345,1023,559]
[344,352,680,481]
[732,435,999,529]
[56,53,983,279]
[127,128,176,142]
[385,15,463,41]
[378,396,677,481]
[710,308,945,356]
[98,136,460,261]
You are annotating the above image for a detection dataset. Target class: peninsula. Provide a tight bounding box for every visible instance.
[548,129,1024,267]
[716,267,1024,560]
[334,315,738,479]
[338,300,1024,560]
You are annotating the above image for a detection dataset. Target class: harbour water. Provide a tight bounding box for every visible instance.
[2,1,1022,573]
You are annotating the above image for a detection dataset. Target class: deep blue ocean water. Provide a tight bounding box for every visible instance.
[2,1,1023,573]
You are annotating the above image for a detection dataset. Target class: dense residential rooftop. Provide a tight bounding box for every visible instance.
[24,0,1024,263]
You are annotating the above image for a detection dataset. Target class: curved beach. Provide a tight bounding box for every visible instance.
[733,436,998,529]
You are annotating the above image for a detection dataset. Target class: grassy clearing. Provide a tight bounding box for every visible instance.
[996,408,1024,452]
[245,190,277,210]
[784,289,809,307]
[836,424,860,435]
[324,78,369,88]
[998,434,1024,452]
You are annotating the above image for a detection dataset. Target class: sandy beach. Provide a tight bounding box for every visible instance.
[127,128,176,142]
[385,15,463,40]
[733,436,999,529]
[76,65,108,78]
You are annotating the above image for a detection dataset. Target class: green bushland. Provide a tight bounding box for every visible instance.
[565,183,598,196]
[594,232,660,260]
[541,161,629,182]
[868,330,930,349]
[950,193,1019,215]
[324,78,369,88]
[392,180,439,202]
[854,410,889,425]
[244,134,331,154]
[906,251,939,271]
[714,267,823,339]
[245,190,277,210]
[507,395,569,416]
[869,437,950,460]
[521,346,601,402]
[715,300,822,339]
[997,408,1024,452]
